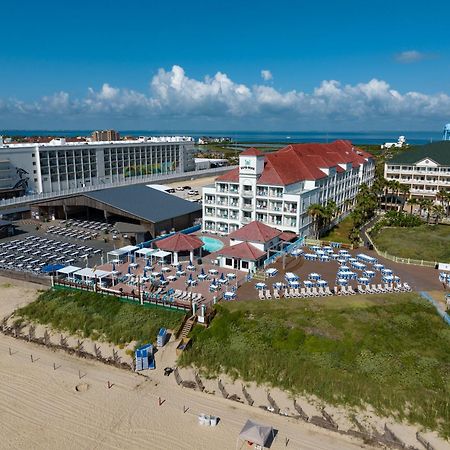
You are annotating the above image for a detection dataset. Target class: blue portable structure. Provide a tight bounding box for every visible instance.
[157,328,168,347]
[135,343,155,371]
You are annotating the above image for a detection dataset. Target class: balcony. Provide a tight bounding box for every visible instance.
[241,190,254,198]
[242,216,252,224]
[242,203,253,211]
[256,190,268,197]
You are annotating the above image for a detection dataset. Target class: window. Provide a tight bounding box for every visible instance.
[241,261,249,269]
[32,162,36,166]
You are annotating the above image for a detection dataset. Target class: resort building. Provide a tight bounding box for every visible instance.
[202,141,374,237]
[216,221,295,272]
[384,141,450,199]
[0,136,195,195]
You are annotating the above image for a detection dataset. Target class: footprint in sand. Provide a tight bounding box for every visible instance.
[75,383,90,393]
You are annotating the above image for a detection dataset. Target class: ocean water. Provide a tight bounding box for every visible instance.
[1,129,443,145]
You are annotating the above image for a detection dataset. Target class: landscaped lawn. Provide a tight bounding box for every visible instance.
[321,215,354,244]
[180,294,450,437]
[15,287,184,345]
[373,224,450,262]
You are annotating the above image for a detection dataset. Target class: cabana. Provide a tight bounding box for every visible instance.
[237,419,274,450]
[57,265,81,280]
[151,249,172,265]
[135,247,156,258]
[107,245,139,263]
[74,267,112,284]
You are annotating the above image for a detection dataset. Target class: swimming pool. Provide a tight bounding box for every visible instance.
[200,236,224,253]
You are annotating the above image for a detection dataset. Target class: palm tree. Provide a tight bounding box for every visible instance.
[432,204,445,224]
[398,184,410,212]
[408,197,418,215]
[307,204,325,239]
[387,180,401,211]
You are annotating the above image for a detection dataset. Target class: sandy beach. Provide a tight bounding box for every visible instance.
[0,277,448,450]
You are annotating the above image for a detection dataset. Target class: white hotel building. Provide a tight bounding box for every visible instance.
[0,136,195,195]
[202,141,375,237]
[384,141,450,199]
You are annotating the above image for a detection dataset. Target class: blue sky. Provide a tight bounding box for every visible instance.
[1,0,449,130]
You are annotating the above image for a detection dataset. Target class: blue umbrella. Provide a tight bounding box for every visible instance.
[177,263,182,271]
[112,262,116,271]
[128,265,132,274]
[143,269,147,277]
[188,273,193,282]
[220,272,225,280]
[200,267,205,276]
[160,273,166,282]
[130,254,135,264]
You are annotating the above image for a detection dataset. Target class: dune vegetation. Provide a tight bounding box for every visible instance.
[180,293,450,437]
[16,287,184,345]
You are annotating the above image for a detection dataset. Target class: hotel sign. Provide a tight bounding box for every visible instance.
[240,158,256,172]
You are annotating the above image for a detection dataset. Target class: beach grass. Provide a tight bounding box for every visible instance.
[180,293,450,437]
[320,215,354,244]
[15,288,184,346]
[373,224,450,262]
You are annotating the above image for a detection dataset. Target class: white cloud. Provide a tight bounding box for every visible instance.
[0,65,449,128]
[395,50,433,63]
[260,69,273,81]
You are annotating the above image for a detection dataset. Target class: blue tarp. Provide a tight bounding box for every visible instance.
[42,264,65,273]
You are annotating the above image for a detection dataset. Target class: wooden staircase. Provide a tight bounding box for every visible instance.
[180,316,196,338]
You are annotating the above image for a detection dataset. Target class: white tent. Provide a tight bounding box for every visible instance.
[135,248,156,257]
[237,419,274,449]
[57,265,81,276]
[74,268,112,279]
[107,245,139,262]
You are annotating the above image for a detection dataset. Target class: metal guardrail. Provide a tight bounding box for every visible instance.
[0,166,237,208]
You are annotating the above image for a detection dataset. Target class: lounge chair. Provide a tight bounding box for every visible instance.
[305,287,313,297]
[294,288,301,297]
[265,290,272,299]
[377,283,386,293]
[347,286,356,295]
[289,288,296,297]
[258,290,265,300]
[273,289,280,299]
[403,282,412,291]
[318,287,326,296]
[324,286,333,296]
[333,286,339,296]
[394,283,402,292]
[300,287,307,298]
[283,289,290,298]
[311,287,320,297]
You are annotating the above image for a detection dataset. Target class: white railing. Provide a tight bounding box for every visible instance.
[0,165,237,208]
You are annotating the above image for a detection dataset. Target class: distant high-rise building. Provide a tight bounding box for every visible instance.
[91,129,120,142]
[443,123,450,141]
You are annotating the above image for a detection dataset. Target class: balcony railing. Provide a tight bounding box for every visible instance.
[241,190,254,197]
[242,203,253,211]
[241,216,251,224]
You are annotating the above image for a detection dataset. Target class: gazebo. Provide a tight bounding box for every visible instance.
[156,233,204,265]
[237,419,274,449]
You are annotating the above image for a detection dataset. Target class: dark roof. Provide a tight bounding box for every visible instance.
[389,141,450,165]
[84,184,201,224]
[114,221,147,233]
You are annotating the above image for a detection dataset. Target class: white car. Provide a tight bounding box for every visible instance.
[175,186,184,191]
[187,190,198,195]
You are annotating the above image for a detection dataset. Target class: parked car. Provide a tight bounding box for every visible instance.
[183,185,192,190]
[175,186,184,191]
[187,190,197,195]
[166,188,175,193]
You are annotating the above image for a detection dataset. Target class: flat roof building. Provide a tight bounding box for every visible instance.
[0,136,195,196]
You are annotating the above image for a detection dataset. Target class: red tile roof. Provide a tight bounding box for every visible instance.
[240,147,264,156]
[219,242,266,260]
[156,233,203,252]
[215,141,372,186]
[279,231,297,241]
[216,167,239,182]
[229,221,281,243]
